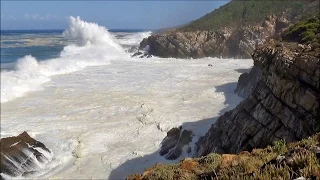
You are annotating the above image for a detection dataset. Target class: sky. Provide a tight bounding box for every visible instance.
[1,1,229,30]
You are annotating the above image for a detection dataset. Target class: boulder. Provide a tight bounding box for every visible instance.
[159,127,193,160]
[0,132,53,179]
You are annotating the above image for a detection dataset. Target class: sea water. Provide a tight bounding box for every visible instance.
[0,16,253,179]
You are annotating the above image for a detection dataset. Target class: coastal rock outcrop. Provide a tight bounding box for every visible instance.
[138,0,318,59]
[159,127,193,160]
[0,132,53,179]
[196,39,320,156]
[139,14,291,59]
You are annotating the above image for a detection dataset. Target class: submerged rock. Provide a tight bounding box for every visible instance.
[159,127,193,160]
[131,51,153,58]
[0,132,53,179]
[126,46,139,53]
[131,51,143,57]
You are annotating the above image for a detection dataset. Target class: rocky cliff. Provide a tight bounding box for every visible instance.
[128,17,320,179]
[140,16,284,59]
[138,0,318,59]
[197,38,320,155]
[196,16,320,155]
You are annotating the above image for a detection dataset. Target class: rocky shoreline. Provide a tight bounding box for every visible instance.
[127,16,320,179]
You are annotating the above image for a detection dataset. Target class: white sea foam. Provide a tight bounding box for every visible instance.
[1,16,128,103]
[1,16,254,180]
[1,57,253,179]
[115,31,152,47]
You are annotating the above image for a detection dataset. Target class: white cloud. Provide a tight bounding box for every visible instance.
[24,14,57,21]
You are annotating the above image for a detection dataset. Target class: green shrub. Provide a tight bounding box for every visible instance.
[273,139,287,154]
[282,16,320,43]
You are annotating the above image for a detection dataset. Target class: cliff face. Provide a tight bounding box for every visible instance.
[234,66,262,98]
[140,15,287,59]
[197,39,320,156]
[138,0,319,59]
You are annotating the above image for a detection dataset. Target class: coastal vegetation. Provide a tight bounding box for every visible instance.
[282,16,320,44]
[180,0,317,31]
[127,133,320,180]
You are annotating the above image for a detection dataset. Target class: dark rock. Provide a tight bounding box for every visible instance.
[131,51,153,58]
[208,64,213,67]
[159,127,193,160]
[234,66,262,98]
[0,132,53,179]
[159,127,181,156]
[131,52,143,57]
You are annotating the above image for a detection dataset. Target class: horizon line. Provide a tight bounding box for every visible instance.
[0,28,156,31]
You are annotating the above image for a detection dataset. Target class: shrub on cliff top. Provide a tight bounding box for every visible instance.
[127,133,320,180]
[282,16,320,44]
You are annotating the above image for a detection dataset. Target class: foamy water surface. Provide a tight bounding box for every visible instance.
[0,17,253,179]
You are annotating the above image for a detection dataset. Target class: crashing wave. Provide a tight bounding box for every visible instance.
[1,16,128,103]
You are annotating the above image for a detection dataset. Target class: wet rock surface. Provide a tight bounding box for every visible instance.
[0,132,52,179]
[126,46,139,53]
[159,127,193,160]
[131,52,153,58]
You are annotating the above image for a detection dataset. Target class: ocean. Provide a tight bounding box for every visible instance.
[0,16,253,179]
[1,29,150,66]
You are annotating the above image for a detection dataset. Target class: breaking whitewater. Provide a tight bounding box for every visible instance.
[1,17,253,179]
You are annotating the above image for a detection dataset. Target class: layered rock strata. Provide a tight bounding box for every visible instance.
[139,14,292,59]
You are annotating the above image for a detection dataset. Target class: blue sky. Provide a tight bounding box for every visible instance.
[1,1,229,30]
